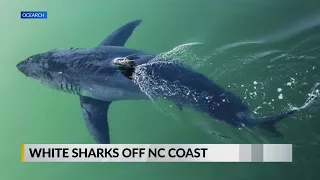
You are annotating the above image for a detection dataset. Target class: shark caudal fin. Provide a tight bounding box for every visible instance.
[248,108,299,137]
[252,108,298,124]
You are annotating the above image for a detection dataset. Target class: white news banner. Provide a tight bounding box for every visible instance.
[21,144,292,162]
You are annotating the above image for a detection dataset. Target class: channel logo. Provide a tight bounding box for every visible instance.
[21,11,47,19]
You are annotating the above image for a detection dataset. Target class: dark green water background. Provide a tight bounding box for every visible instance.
[1,0,320,179]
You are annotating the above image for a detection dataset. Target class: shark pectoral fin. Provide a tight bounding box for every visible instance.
[80,96,112,144]
[99,20,142,46]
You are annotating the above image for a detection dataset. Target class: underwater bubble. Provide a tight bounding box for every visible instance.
[253,106,262,114]
[277,88,282,92]
[278,93,284,99]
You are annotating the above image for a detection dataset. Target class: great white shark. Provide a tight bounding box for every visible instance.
[17,20,299,144]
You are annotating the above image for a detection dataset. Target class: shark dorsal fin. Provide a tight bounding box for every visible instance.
[98,20,142,47]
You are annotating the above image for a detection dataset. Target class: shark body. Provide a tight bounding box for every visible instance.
[17,20,298,143]
[130,61,298,137]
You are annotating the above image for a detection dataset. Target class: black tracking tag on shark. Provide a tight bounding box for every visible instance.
[113,57,138,80]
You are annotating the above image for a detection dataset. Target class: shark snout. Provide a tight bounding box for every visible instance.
[16,60,39,77]
[16,61,28,76]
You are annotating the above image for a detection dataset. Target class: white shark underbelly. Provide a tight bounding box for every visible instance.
[79,75,148,102]
[81,85,147,101]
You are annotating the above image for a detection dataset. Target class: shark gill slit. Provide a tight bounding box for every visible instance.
[68,84,73,94]
[76,85,80,95]
[60,82,64,91]
[71,84,75,94]
[66,83,72,94]
[73,84,80,95]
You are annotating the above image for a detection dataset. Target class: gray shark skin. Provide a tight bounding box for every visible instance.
[131,61,299,137]
[17,20,155,144]
[16,20,298,144]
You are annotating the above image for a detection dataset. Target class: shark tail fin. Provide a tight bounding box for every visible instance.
[248,108,299,137]
[251,108,298,125]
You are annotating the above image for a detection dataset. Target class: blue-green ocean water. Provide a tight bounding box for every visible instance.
[0,0,320,179]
